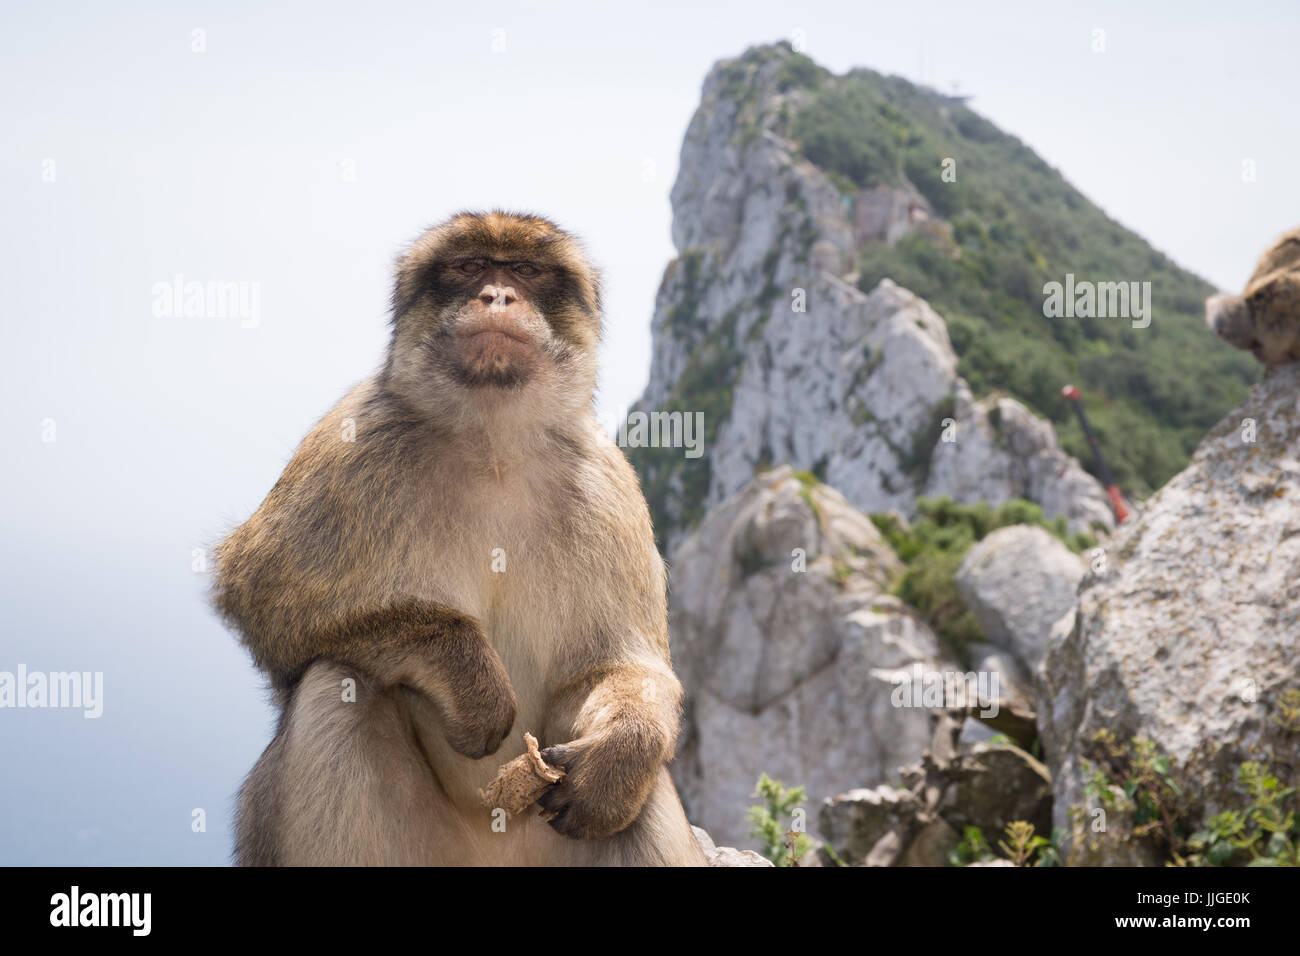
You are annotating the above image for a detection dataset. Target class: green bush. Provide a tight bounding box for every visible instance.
[1080,728,1300,867]
[871,497,1095,661]
[747,774,816,866]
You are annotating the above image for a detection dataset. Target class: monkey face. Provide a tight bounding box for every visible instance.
[433,258,565,389]
[1205,292,1254,351]
[1206,288,1300,367]
[386,212,603,418]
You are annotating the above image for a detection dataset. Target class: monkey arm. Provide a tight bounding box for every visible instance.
[228,593,519,760]
[536,654,682,839]
[212,389,517,758]
[303,600,520,760]
[527,432,683,838]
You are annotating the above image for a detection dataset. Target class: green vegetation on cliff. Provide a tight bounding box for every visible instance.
[782,46,1259,495]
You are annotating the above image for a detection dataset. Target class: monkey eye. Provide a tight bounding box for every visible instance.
[456,259,487,275]
[510,262,541,278]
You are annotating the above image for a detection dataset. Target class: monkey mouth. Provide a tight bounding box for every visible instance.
[453,326,541,388]
[465,328,532,347]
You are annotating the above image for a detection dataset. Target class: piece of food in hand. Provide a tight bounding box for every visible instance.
[477,732,565,816]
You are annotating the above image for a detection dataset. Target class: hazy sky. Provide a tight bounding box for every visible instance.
[2,1,1296,864]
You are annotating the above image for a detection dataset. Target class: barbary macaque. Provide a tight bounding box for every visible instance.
[1206,226,1300,367]
[213,211,706,866]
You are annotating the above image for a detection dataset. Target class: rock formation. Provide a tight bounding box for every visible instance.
[1038,363,1300,864]
[815,711,1052,866]
[630,43,1112,555]
[955,525,1086,671]
[668,466,953,848]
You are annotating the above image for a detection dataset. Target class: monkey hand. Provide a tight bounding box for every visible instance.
[435,655,518,760]
[536,732,661,839]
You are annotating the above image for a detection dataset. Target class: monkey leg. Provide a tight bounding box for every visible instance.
[236,660,475,866]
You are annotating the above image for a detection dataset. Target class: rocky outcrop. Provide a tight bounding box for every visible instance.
[816,712,1052,866]
[819,785,921,866]
[1038,363,1300,865]
[853,182,933,247]
[692,826,774,867]
[669,466,954,849]
[631,43,1112,554]
[956,525,1086,671]
[936,743,1053,838]
[928,393,1115,535]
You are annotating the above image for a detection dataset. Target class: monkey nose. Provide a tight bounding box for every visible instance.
[479,287,516,307]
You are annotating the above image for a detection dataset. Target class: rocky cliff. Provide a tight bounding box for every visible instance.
[640,41,1289,866]
[629,44,1118,555]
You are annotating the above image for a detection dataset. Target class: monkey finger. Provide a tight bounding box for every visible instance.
[535,780,569,814]
[539,744,578,769]
[544,805,574,834]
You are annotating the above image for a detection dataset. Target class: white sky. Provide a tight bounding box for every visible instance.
[1,0,1296,863]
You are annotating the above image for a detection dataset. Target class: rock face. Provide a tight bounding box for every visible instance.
[927,393,1115,535]
[937,743,1053,838]
[669,466,954,849]
[955,525,1086,671]
[630,42,1112,554]
[1039,363,1300,864]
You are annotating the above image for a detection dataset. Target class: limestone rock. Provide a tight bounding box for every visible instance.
[632,43,1113,554]
[691,826,775,867]
[956,525,1085,670]
[938,743,1053,838]
[926,390,1115,535]
[670,466,952,849]
[898,818,961,867]
[1038,363,1300,864]
[817,785,921,866]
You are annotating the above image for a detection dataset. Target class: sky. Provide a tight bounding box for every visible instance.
[1,0,1296,864]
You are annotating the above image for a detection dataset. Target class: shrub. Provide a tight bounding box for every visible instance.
[747,774,816,866]
[871,497,1094,661]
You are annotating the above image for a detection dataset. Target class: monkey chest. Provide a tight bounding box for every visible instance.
[404,484,589,645]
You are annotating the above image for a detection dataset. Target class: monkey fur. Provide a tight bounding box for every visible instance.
[1206,226,1300,367]
[213,211,706,866]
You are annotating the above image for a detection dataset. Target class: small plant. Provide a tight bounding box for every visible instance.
[949,822,1060,866]
[1084,730,1187,855]
[1081,730,1298,867]
[947,825,995,865]
[998,821,1049,867]
[1036,827,1065,867]
[1274,688,1300,735]
[747,774,814,866]
[1176,763,1299,867]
